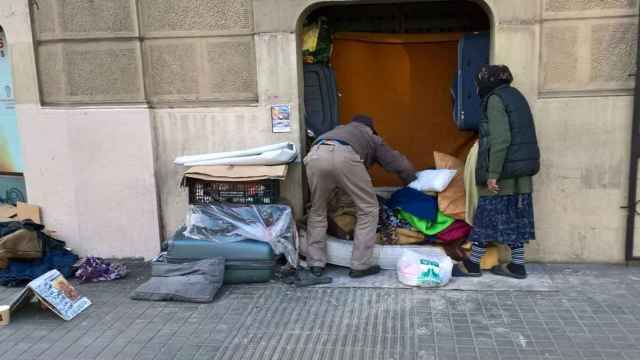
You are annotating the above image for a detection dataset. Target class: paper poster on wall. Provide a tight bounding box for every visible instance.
[271,104,291,133]
[0,30,23,174]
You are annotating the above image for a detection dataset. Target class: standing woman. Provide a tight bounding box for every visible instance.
[453,65,540,279]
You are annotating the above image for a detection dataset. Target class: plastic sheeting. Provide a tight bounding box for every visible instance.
[175,142,298,166]
[183,204,298,266]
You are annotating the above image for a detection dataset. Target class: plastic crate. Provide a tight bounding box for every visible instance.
[186,178,280,205]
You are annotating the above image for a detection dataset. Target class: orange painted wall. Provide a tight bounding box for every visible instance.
[331,33,477,186]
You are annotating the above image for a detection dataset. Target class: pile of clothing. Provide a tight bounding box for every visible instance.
[0,220,77,286]
[327,186,471,250]
[327,188,357,241]
[376,196,414,245]
[377,150,474,258]
[327,149,485,262]
[382,187,471,251]
[74,257,128,283]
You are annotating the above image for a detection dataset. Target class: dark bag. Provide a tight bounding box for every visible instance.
[452,32,490,131]
[304,64,339,137]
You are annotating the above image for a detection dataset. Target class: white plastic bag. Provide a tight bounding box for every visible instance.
[408,169,457,192]
[397,248,453,287]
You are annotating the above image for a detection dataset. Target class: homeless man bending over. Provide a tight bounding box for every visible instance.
[303,115,417,278]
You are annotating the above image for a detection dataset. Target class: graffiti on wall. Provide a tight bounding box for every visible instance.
[0,29,23,174]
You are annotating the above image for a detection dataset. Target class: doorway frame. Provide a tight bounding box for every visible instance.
[295,0,495,151]
[624,18,640,261]
[294,0,495,208]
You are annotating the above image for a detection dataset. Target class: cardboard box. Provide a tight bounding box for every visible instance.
[183,165,288,183]
[0,205,17,219]
[16,202,41,224]
[0,202,41,224]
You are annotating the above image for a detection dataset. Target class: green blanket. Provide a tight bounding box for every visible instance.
[398,210,455,236]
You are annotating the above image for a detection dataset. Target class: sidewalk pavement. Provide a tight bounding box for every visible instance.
[0,262,638,360]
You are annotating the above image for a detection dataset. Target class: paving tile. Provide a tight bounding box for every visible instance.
[580,349,604,359]
[3,263,640,360]
[454,338,475,347]
[598,350,626,360]
[436,352,458,360]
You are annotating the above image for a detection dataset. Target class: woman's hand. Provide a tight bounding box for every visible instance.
[487,179,500,193]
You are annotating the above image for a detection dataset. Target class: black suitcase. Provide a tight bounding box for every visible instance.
[453,32,490,131]
[303,64,339,138]
[167,229,275,284]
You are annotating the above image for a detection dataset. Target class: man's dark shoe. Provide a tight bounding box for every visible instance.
[310,266,324,277]
[349,265,381,278]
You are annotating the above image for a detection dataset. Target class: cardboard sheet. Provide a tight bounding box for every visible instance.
[183,165,288,182]
[0,204,17,219]
[10,270,91,321]
[16,202,41,224]
[0,202,41,224]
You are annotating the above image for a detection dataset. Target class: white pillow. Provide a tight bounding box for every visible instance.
[408,169,458,192]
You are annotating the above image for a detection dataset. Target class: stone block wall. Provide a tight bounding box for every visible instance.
[33,0,138,40]
[37,41,145,104]
[19,0,640,262]
[32,0,143,104]
[544,0,637,16]
[139,0,253,37]
[532,0,639,262]
[138,0,257,105]
[143,37,257,104]
[31,0,258,105]
[540,0,639,96]
[28,0,296,239]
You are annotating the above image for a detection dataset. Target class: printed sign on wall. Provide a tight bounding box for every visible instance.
[0,30,23,174]
[271,104,291,133]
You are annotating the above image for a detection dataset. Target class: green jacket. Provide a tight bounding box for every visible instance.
[478,95,533,197]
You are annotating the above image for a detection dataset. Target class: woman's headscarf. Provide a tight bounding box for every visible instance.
[476,65,514,99]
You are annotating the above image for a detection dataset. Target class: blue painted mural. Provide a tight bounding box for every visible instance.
[0,30,23,173]
[0,29,26,203]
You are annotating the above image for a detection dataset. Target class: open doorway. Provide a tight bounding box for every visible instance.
[300,1,491,186]
[0,26,26,205]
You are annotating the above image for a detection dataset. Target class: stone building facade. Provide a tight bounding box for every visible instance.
[0,0,637,262]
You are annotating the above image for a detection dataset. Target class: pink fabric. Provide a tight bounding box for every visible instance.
[436,220,471,244]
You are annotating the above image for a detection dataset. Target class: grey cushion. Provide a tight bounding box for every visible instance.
[131,257,225,303]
